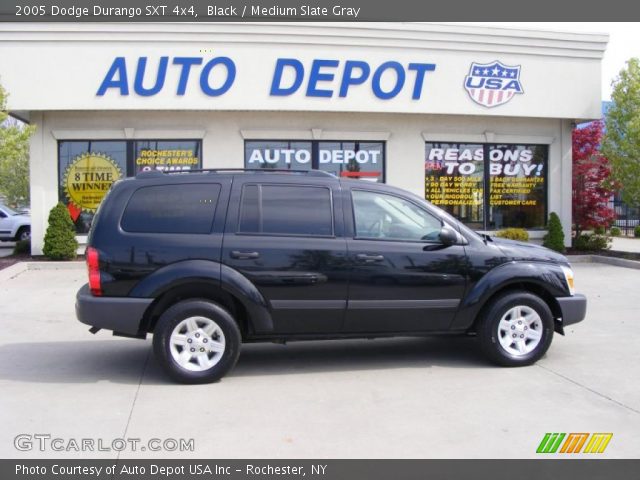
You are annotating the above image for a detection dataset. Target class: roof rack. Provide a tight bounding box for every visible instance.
[135,168,336,179]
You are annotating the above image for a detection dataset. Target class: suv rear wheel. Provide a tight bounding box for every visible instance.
[477,291,554,367]
[152,299,241,384]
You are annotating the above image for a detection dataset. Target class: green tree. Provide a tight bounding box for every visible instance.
[543,212,565,253]
[43,203,78,260]
[602,58,640,207]
[0,82,35,206]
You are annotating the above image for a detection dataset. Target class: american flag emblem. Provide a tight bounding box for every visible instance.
[464,61,523,108]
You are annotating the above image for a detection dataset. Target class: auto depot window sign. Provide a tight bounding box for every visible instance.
[245,141,385,181]
[247,146,382,166]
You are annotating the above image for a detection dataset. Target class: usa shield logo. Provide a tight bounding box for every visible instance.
[464,61,523,108]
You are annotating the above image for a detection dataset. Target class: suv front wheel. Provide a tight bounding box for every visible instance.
[153,299,241,384]
[477,291,554,367]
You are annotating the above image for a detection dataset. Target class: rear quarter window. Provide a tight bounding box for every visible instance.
[121,184,220,234]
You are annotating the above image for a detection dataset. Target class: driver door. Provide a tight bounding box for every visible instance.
[344,188,468,333]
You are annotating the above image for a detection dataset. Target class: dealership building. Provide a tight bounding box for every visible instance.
[0,23,607,253]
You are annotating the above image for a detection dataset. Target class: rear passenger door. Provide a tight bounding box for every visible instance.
[222,178,349,334]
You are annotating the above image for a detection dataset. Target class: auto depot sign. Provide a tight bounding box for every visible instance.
[97,56,437,100]
[0,30,603,118]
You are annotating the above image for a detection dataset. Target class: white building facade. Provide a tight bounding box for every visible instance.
[0,23,607,253]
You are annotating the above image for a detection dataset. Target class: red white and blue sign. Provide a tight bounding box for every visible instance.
[464,61,523,108]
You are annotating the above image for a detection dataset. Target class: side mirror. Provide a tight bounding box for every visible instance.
[439,226,458,246]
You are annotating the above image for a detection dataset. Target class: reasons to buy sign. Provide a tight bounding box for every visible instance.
[63,153,122,221]
[424,144,545,208]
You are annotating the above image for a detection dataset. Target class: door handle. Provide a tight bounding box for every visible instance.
[230,250,260,260]
[356,253,385,263]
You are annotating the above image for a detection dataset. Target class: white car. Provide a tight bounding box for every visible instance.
[0,203,30,242]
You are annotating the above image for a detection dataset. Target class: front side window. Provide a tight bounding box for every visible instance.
[352,190,442,242]
[238,184,333,236]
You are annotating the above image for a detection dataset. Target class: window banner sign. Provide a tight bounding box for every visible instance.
[58,140,201,233]
[134,141,200,173]
[425,143,547,229]
[318,146,383,181]
[246,146,313,166]
[62,152,122,222]
[245,140,385,182]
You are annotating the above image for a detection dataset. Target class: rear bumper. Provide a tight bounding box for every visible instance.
[75,284,153,335]
[556,294,587,327]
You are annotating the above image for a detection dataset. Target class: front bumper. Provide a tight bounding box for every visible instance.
[556,293,587,327]
[75,284,153,335]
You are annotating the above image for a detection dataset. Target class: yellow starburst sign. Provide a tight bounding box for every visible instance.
[63,153,122,213]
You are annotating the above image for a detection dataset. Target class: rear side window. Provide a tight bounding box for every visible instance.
[122,184,220,234]
[238,184,333,236]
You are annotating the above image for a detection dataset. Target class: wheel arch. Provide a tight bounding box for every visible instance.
[15,224,30,240]
[140,281,250,338]
[470,282,563,333]
[130,259,273,336]
[452,261,568,333]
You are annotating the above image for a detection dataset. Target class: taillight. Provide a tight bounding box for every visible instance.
[86,247,102,296]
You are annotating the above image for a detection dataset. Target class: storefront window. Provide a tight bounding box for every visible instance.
[425,143,485,230]
[488,144,547,229]
[245,140,385,182]
[134,140,201,173]
[58,139,202,233]
[425,142,547,229]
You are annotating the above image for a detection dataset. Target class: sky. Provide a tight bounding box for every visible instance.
[458,22,639,101]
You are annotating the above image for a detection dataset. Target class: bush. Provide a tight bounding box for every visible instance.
[13,239,30,255]
[609,226,621,237]
[43,203,78,260]
[635,225,640,238]
[543,212,565,252]
[495,228,529,241]
[573,233,612,251]
[594,225,605,235]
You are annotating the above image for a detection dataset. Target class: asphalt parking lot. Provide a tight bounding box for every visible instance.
[0,262,638,459]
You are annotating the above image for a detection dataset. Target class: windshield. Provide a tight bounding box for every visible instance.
[1,204,18,215]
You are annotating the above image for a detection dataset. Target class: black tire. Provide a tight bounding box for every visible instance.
[477,291,554,367]
[16,226,30,242]
[152,299,241,384]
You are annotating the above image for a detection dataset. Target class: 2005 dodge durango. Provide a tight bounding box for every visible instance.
[76,169,586,383]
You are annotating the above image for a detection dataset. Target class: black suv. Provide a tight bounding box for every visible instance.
[76,169,586,383]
